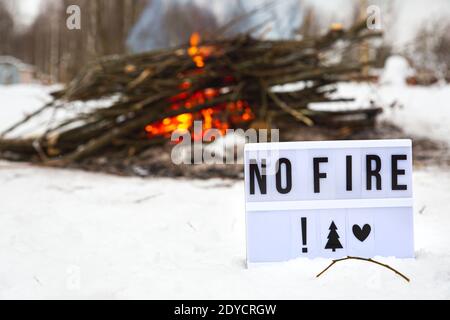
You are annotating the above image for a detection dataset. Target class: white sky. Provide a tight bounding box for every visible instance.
[304,0,450,45]
[10,0,450,45]
[9,0,42,26]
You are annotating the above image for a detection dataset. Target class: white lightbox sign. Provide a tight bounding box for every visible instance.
[244,140,414,264]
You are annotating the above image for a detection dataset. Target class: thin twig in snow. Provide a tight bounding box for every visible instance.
[316,256,410,282]
[133,193,163,204]
[33,276,43,286]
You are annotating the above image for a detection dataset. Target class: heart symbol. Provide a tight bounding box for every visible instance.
[352,224,371,242]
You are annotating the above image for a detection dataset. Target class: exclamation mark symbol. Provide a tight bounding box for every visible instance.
[301,217,308,253]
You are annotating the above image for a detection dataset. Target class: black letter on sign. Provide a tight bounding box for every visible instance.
[313,157,328,193]
[366,155,382,190]
[249,159,267,195]
[392,155,407,190]
[276,158,292,194]
[346,155,352,191]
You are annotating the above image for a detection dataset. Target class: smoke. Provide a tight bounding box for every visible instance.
[127,0,166,52]
[127,0,303,52]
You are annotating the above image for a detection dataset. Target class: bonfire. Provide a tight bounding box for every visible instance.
[0,21,382,167]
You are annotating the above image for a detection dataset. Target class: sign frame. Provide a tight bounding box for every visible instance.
[244,139,414,266]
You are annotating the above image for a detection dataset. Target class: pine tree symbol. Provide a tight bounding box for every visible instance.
[325,221,343,252]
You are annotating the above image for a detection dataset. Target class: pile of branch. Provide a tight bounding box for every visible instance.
[0,21,382,166]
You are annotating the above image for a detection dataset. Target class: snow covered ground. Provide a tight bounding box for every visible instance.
[0,84,53,134]
[0,82,450,299]
[0,162,449,299]
[319,81,450,146]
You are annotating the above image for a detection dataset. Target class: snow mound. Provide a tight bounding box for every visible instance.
[380,56,414,86]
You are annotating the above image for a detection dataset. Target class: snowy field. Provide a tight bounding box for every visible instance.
[0,81,450,299]
[0,162,450,299]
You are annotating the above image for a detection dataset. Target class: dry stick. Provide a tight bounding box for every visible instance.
[259,80,268,119]
[316,256,410,283]
[0,138,38,153]
[32,140,49,162]
[45,112,159,165]
[263,83,313,126]
[0,101,55,138]
[49,94,235,164]
[216,1,276,36]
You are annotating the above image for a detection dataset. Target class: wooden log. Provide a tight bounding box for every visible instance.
[49,93,235,164]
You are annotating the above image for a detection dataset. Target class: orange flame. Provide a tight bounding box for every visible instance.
[145,86,254,140]
[144,33,254,141]
[188,32,214,68]
[189,32,204,68]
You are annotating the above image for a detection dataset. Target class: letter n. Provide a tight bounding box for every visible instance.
[249,159,267,195]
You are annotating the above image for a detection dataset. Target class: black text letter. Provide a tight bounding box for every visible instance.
[392,155,407,190]
[366,155,382,190]
[346,155,352,191]
[249,159,267,195]
[313,157,328,193]
[276,158,292,194]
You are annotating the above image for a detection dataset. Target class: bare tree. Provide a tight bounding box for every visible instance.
[406,19,450,82]
[2,0,148,82]
[0,0,15,54]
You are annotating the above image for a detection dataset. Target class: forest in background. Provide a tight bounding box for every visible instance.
[0,0,449,84]
[0,0,148,83]
[1,0,373,84]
